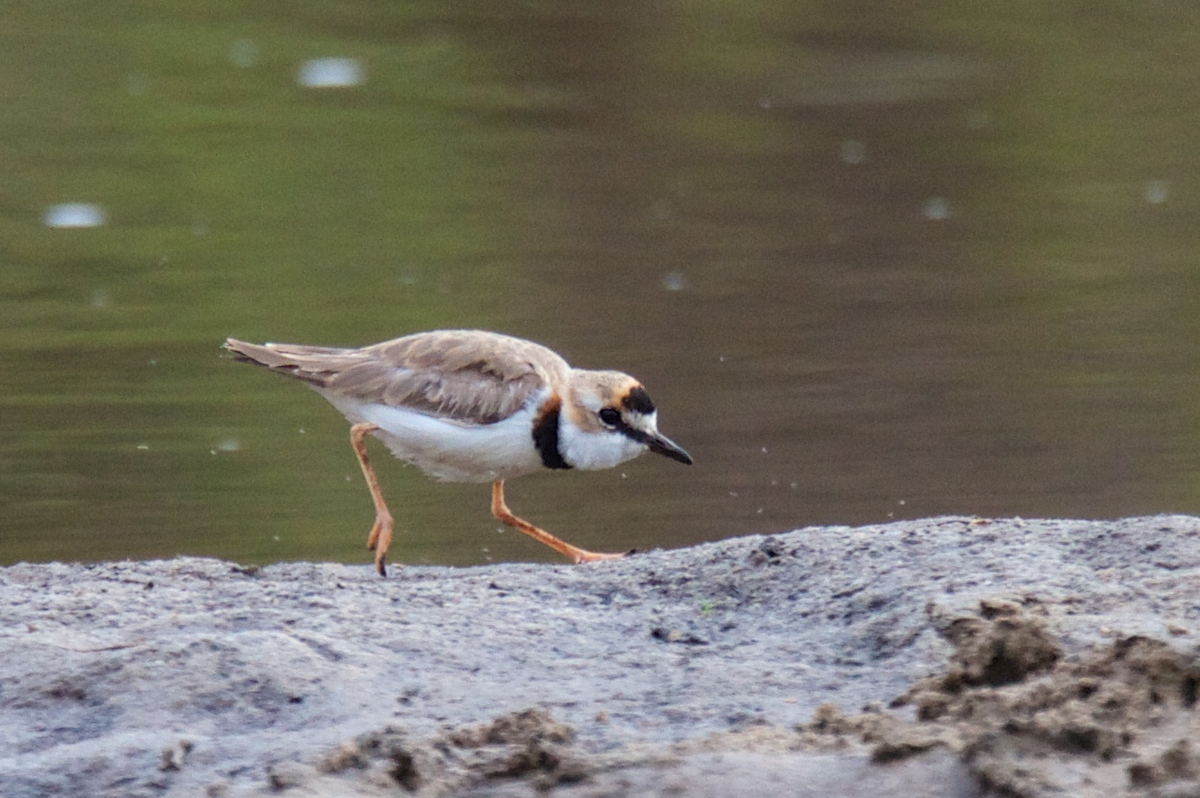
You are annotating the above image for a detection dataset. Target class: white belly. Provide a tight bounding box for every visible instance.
[316,389,544,483]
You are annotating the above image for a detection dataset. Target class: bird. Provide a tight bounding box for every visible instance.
[223,329,692,576]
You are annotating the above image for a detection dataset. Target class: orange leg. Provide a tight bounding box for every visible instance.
[350,422,394,577]
[490,480,627,564]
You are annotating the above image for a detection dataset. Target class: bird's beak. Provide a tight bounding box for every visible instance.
[647,432,693,465]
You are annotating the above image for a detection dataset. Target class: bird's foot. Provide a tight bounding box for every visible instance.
[572,548,629,564]
[367,512,395,577]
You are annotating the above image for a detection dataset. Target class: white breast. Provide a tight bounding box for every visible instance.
[316,388,546,483]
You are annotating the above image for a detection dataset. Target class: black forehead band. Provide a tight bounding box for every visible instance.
[622,386,656,415]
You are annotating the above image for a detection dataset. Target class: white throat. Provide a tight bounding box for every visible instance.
[558,418,647,471]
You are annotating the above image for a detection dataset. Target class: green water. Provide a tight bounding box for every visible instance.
[5,2,1200,568]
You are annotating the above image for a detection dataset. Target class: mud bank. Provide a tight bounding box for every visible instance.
[3,516,1199,796]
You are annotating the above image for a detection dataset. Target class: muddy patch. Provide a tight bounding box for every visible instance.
[230,602,1200,797]
[3,515,1200,797]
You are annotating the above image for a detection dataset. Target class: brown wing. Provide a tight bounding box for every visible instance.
[224,330,566,425]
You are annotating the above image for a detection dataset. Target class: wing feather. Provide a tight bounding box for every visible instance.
[225,330,567,425]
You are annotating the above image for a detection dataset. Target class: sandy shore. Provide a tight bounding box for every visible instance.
[3,516,1199,797]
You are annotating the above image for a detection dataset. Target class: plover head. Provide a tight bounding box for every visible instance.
[558,370,693,471]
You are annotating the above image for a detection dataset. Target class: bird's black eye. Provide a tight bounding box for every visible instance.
[598,408,621,427]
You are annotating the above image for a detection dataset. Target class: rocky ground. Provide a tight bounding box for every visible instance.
[2,516,1199,797]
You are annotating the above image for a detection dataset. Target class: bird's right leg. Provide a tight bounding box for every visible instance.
[349,422,395,577]
[490,480,626,563]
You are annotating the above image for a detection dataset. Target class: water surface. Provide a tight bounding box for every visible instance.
[4,3,1200,567]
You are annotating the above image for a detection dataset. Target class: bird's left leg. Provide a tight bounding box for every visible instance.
[350,422,395,576]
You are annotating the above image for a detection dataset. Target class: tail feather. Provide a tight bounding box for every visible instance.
[223,337,364,388]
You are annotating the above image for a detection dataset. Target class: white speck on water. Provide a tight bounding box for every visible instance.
[897,499,907,506]
[231,39,258,68]
[44,203,106,228]
[148,360,158,366]
[91,290,111,309]
[124,73,147,96]
[729,491,739,498]
[923,197,950,221]
[759,96,773,110]
[1144,180,1169,204]
[966,109,990,130]
[273,536,281,542]
[215,439,241,453]
[718,356,726,363]
[298,428,306,434]
[840,139,866,164]
[662,272,686,291]
[297,57,365,88]
[789,482,798,490]
[760,446,768,454]
[137,444,150,451]
[757,508,764,514]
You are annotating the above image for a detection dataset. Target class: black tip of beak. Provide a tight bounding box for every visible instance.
[649,434,693,465]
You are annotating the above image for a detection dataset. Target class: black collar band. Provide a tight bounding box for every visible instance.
[531,399,572,470]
